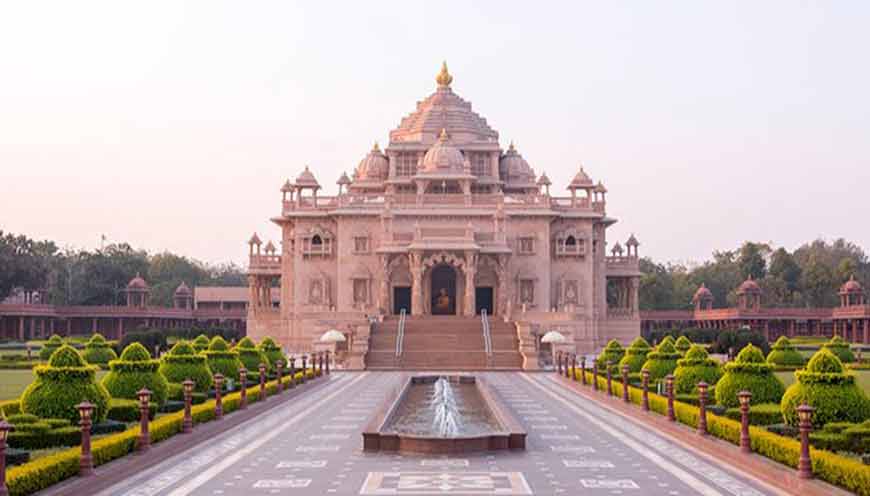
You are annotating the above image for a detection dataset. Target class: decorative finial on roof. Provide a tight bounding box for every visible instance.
[508,141,516,153]
[373,141,380,152]
[436,61,453,88]
[438,128,449,141]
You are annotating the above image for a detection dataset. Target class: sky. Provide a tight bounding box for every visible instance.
[1,1,868,267]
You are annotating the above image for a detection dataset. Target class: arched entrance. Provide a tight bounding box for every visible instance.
[430,264,457,315]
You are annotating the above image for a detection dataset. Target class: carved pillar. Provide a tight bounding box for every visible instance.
[379,254,391,314]
[464,251,478,316]
[410,252,423,316]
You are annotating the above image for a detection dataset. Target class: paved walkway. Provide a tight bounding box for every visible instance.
[94,372,781,495]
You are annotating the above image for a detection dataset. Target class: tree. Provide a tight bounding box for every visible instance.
[0,231,57,300]
[737,242,770,280]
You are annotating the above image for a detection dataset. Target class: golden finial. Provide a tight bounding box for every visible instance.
[436,61,453,87]
[373,141,380,152]
[438,128,449,141]
[508,141,516,152]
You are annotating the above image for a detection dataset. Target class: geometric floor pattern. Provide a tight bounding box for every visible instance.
[95,371,777,495]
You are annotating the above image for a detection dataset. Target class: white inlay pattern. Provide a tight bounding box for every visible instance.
[296,445,340,452]
[551,446,595,453]
[563,460,615,468]
[253,479,312,488]
[276,460,327,468]
[540,434,579,440]
[360,472,532,495]
[532,424,567,430]
[420,459,470,468]
[310,433,350,440]
[579,479,639,489]
[321,424,357,430]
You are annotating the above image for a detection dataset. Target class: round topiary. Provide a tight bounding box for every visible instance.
[258,337,285,371]
[20,345,110,423]
[673,344,723,395]
[641,340,681,384]
[674,336,693,356]
[192,334,210,353]
[82,333,118,366]
[158,341,213,392]
[234,337,268,373]
[39,335,65,360]
[714,344,785,408]
[765,336,805,368]
[822,336,855,364]
[596,340,625,372]
[202,336,242,379]
[657,335,676,348]
[618,337,652,374]
[781,348,870,428]
[101,343,169,406]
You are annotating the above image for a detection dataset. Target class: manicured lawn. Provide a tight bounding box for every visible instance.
[775,369,870,395]
[0,369,107,401]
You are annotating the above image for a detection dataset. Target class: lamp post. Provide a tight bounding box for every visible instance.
[77,401,95,476]
[182,379,194,434]
[318,352,324,376]
[592,359,598,391]
[665,375,675,422]
[0,419,10,496]
[301,355,307,384]
[797,404,815,479]
[621,364,630,403]
[276,360,284,393]
[137,388,152,452]
[569,354,576,380]
[556,351,563,375]
[289,356,296,388]
[606,361,613,396]
[259,363,267,401]
[325,350,331,374]
[737,390,752,453]
[697,381,708,436]
[239,367,248,409]
[580,356,586,385]
[641,369,650,412]
[214,373,224,419]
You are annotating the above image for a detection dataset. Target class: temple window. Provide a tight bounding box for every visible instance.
[471,152,490,177]
[519,279,535,304]
[353,236,369,254]
[518,237,535,255]
[353,279,369,306]
[311,235,322,246]
[302,231,333,257]
[396,153,417,177]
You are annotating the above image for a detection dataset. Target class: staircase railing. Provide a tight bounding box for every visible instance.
[481,309,492,356]
[395,308,406,364]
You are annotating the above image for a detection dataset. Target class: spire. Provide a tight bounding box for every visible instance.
[372,141,380,152]
[436,61,453,88]
[508,141,516,153]
[438,128,449,141]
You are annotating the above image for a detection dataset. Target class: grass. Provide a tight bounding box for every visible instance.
[0,369,108,401]
[775,369,870,395]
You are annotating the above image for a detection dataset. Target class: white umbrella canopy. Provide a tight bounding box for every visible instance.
[541,330,566,344]
[319,329,346,343]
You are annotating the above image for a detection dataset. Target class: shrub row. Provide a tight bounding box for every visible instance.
[723,403,783,426]
[5,367,320,496]
[570,368,870,495]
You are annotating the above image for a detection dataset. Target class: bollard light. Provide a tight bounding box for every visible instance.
[276,360,285,392]
[592,359,599,391]
[182,379,194,434]
[137,388,152,452]
[259,363,267,401]
[737,390,752,453]
[301,355,307,384]
[77,401,95,476]
[325,350,331,374]
[606,360,613,396]
[289,357,296,388]
[556,351,563,375]
[580,356,586,385]
[214,373,224,419]
[621,364,630,402]
[697,381,708,436]
[665,375,675,421]
[239,367,248,409]
[641,369,650,412]
[797,403,815,479]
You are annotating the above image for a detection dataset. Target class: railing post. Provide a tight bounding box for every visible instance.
[666,375,675,421]
[301,355,307,384]
[0,420,9,496]
[137,388,152,452]
[797,404,815,479]
[606,361,613,396]
[738,390,752,453]
[580,356,586,385]
[621,364,630,403]
[592,359,598,391]
[319,352,324,376]
[289,357,296,388]
[325,351,331,375]
[569,353,576,380]
[239,367,248,409]
[641,369,650,412]
[182,379,194,434]
[259,363,267,401]
[276,360,284,393]
[214,373,224,419]
[697,381,708,436]
[76,401,94,476]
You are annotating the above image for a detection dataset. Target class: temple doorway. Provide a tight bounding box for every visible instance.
[430,264,457,315]
[475,287,494,315]
[393,287,411,314]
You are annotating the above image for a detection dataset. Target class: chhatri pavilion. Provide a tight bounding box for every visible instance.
[246,63,641,368]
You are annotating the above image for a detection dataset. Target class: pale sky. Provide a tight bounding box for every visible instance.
[1,1,868,266]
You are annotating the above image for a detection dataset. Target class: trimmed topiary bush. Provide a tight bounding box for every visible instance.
[641,340,681,385]
[781,348,869,428]
[822,336,856,364]
[724,403,784,426]
[715,344,785,409]
[618,336,652,374]
[20,345,110,423]
[657,335,675,348]
[38,335,64,360]
[674,335,693,356]
[202,336,241,379]
[106,398,157,422]
[101,343,169,407]
[192,334,210,353]
[258,337,285,371]
[234,337,268,372]
[673,344,723,395]
[596,340,625,372]
[765,336,805,368]
[159,340,213,392]
[82,333,118,367]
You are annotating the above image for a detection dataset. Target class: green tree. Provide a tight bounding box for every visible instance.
[737,242,770,280]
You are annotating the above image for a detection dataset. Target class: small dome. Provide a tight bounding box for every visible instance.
[626,234,639,247]
[248,232,262,245]
[264,241,276,253]
[840,275,863,293]
[594,181,608,194]
[280,179,294,193]
[420,129,466,174]
[354,143,388,182]
[737,275,761,293]
[174,281,191,296]
[692,283,713,302]
[127,273,149,290]
[336,172,351,186]
[569,167,594,189]
[536,171,551,186]
[499,143,535,185]
[295,166,320,189]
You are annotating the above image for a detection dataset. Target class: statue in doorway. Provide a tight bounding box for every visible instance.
[435,288,451,313]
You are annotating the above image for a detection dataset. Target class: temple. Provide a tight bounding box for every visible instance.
[246,63,642,369]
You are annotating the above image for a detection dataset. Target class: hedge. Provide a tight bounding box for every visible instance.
[765,336,805,368]
[5,367,320,496]
[0,399,22,415]
[234,337,268,373]
[641,340,681,385]
[674,335,692,356]
[106,398,157,423]
[822,336,856,363]
[258,337,285,371]
[191,334,211,353]
[568,367,870,495]
[101,343,169,407]
[723,403,783,426]
[81,333,118,366]
[596,340,625,372]
[714,344,784,408]
[159,341,213,393]
[673,344,722,395]
[37,336,64,361]
[201,336,242,379]
[618,337,652,374]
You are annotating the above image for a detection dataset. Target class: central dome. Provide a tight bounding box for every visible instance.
[420,129,466,174]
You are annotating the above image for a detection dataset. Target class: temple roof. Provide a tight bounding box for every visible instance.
[420,129,466,174]
[692,283,713,302]
[840,275,863,294]
[296,166,320,189]
[353,142,389,183]
[500,142,536,187]
[174,281,191,296]
[127,273,149,290]
[737,275,761,293]
[569,167,594,189]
